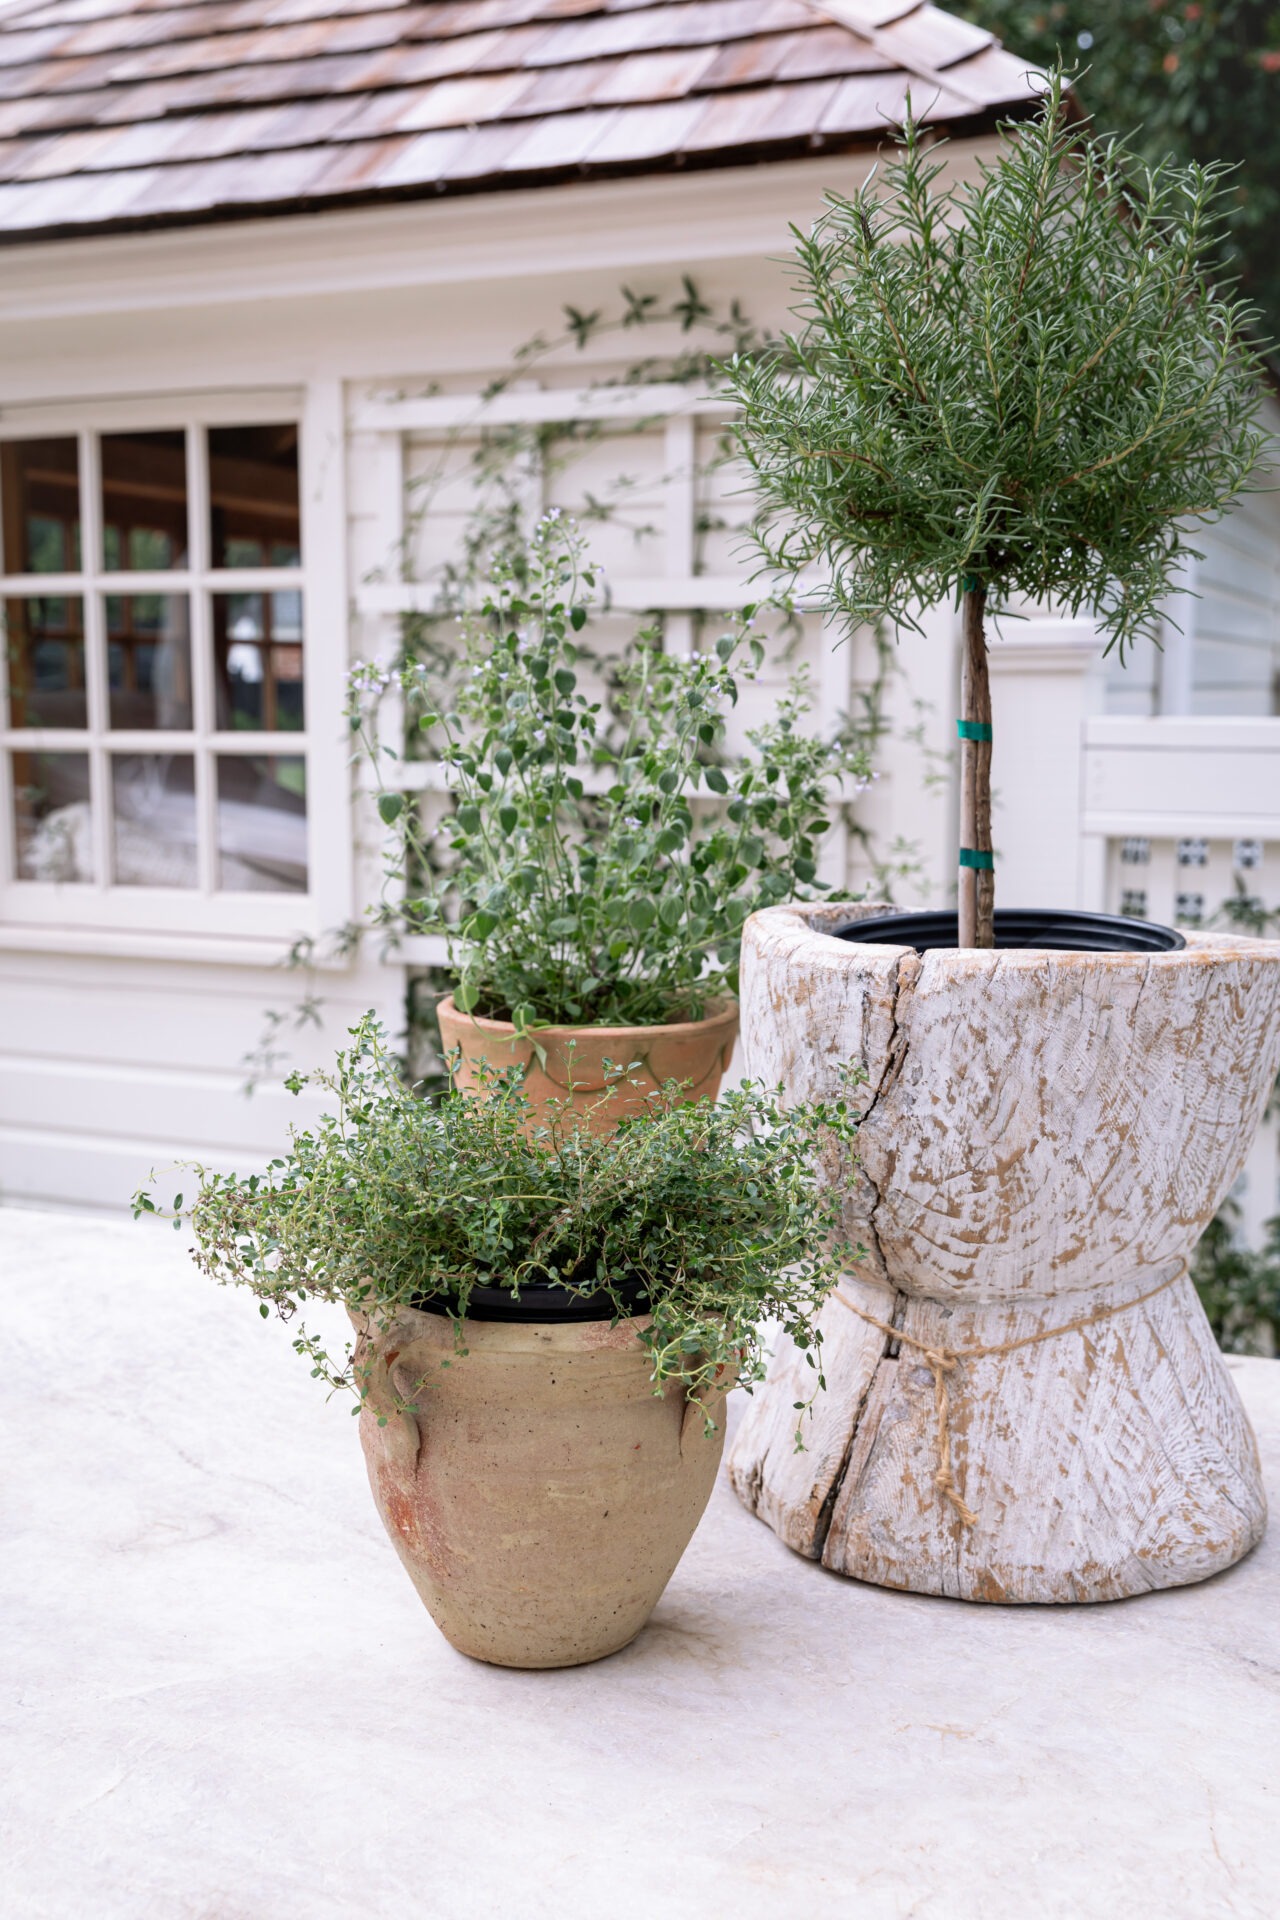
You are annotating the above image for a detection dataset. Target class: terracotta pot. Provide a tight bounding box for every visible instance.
[728,900,1280,1603]
[351,1304,734,1668]
[436,993,739,1133]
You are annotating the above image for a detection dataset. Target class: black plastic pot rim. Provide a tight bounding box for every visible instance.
[832,907,1186,956]
[409,1279,651,1325]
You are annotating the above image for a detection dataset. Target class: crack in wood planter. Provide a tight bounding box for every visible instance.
[728,902,1280,1604]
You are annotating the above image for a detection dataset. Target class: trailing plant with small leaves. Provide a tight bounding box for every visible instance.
[354,514,866,1030]
[135,1015,862,1427]
[726,67,1268,944]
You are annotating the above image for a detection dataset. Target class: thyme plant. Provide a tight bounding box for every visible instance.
[356,514,867,1031]
[136,1016,860,1426]
[727,68,1267,945]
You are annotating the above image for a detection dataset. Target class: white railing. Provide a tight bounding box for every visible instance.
[1079,716,1280,927]
[1078,714,1280,1247]
[1082,716,1280,839]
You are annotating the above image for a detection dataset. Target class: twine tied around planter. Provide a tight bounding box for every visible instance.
[832,1258,1191,1528]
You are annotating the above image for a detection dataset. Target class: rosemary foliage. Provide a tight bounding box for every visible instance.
[136,1016,862,1424]
[727,69,1267,662]
[727,69,1267,936]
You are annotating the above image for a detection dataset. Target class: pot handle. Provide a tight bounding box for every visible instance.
[355,1328,423,1476]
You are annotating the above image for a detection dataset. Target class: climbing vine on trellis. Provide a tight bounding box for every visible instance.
[247,276,913,1089]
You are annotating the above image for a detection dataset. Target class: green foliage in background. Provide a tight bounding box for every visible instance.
[1192,1199,1280,1355]
[136,1015,863,1424]
[1210,877,1280,937]
[725,70,1267,662]
[353,514,866,1031]
[954,0,1280,348]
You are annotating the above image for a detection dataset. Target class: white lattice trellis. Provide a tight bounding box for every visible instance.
[348,379,856,968]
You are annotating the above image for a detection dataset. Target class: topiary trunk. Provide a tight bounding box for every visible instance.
[959,583,994,948]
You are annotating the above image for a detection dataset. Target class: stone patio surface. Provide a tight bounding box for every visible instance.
[3,1204,1278,1920]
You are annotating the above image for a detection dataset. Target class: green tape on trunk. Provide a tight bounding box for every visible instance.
[959,848,995,871]
[956,719,992,742]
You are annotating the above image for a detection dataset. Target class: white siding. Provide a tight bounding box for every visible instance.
[0,945,394,1210]
[1102,414,1280,721]
[1191,482,1280,714]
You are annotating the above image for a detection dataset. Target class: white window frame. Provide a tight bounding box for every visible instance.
[0,382,352,960]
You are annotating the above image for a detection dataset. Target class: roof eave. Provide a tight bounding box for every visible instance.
[0,96,1042,250]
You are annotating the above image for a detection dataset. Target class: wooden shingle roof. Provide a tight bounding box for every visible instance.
[0,0,1041,242]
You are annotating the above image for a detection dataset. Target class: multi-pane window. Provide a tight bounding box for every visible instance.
[0,421,310,925]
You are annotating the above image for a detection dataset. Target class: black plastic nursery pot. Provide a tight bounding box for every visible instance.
[834,907,1186,955]
[411,1274,651,1323]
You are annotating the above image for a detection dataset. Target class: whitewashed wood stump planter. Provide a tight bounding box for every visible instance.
[728,902,1280,1603]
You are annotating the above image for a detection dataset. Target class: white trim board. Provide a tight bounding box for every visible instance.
[356,575,761,617]
[351,383,731,432]
[1081,717,1280,838]
[0,147,1003,326]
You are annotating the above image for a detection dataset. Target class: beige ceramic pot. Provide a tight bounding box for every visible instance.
[436,993,739,1133]
[351,1304,733,1669]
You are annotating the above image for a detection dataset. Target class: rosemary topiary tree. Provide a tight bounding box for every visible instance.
[727,69,1268,946]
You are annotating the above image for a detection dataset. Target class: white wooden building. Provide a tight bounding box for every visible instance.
[0,0,1277,1236]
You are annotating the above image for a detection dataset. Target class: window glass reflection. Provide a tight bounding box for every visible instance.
[208,425,300,569]
[107,594,192,730]
[11,750,92,881]
[4,596,87,728]
[111,753,197,888]
[0,438,80,574]
[213,591,303,731]
[217,754,306,893]
[101,430,188,572]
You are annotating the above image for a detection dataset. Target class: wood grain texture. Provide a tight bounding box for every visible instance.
[727,904,1280,1601]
